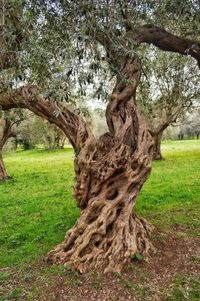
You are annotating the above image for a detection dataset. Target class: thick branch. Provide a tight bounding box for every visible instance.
[0,85,92,151]
[128,24,200,67]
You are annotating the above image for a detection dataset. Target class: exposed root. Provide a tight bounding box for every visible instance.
[46,197,155,273]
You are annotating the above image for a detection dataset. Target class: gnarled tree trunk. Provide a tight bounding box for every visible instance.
[153,131,163,160]
[46,57,155,273]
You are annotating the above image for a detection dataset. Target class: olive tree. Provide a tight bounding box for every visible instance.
[1,0,200,272]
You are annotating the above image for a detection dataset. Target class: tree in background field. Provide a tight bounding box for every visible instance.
[16,112,67,150]
[1,0,200,273]
[43,124,66,150]
[138,51,200,159]
[0,111,23,180]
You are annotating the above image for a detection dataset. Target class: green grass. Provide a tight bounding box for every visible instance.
[0,140,200,268]
[136,139,200,235]
[0,148,79,267]
[164,275,200,301]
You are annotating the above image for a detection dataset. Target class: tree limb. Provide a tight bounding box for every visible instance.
[127,24,200,67]
[0,85,92,151]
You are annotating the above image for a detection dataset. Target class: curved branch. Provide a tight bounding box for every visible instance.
[88,23,200,68]
[0,85,92,151]
[128,24,200,67]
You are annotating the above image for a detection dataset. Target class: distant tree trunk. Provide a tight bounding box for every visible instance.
[0,149,11,181]
[178,131,184,140]
[0,118,17,181]
[44,125,66,149]
[153,131,163,160]
[22,138,33,150]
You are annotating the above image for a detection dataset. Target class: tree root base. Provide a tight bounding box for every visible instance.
[0,175,12,182]
[46,212,156,274]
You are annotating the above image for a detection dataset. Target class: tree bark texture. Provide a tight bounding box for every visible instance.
[151,118,177,161]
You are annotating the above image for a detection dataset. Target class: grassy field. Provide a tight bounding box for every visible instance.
[136,140,200,236]
[0,140,200,300]
[0,148,78,267]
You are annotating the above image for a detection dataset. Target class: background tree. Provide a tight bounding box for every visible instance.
[0,111,22,180]
[138,51,200,159]
[16,112,67,150]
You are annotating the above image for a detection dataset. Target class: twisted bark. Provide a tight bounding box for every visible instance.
[0,28,158,273]
[1,5,200,273]
[46,57,155,273]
